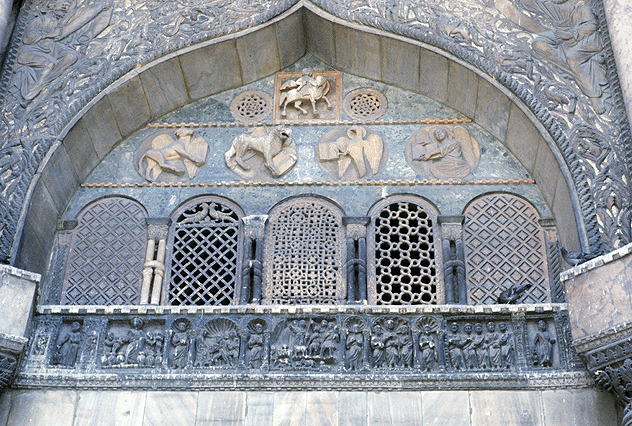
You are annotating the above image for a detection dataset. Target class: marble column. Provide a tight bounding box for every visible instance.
[603,0,632,127]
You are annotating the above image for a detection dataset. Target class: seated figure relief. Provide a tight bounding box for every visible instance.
[136,129,208,182]
[225,125,296,179]
[406,125,480,179]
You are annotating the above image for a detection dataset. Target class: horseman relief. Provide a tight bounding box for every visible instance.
[225,126,297,179]
[274,69,341,121]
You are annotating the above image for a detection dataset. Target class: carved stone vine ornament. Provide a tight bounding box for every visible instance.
[0,0,630,263]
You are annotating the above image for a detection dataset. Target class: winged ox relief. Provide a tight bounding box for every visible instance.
[317,126,384,179]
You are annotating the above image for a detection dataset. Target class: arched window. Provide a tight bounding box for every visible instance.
[166,196,244,306]
[61,197,147,305]
[368,196,441,305]
[463,193,550,304]
[263,196,345,304]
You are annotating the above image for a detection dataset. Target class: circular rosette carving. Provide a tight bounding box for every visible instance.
[343,88,387,120]
[135,129,208,183]
[316,126,385,180]
[230,90,272,123]
[406,125,480,179]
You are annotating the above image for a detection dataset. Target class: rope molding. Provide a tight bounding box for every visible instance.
[146,117,473,129]
[82,177,535,189]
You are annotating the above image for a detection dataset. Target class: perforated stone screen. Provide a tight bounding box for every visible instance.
[463,194,550,304]
[61,197,147,305]
[263,198,345,304]
[369,198,439,305]
[167,197,243,306]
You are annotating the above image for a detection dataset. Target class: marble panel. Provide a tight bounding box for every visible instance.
[236,25,280,84]
[533,140,560,209]
[276,12,306,70]
[197,391,246,426]
[244,392,275,426]
[542,389,617,426]
[505,103,540,175]
[106,76,152,137]
[381,36,420,92]
[74,391,146,426]
[0,265,38,337]
[419,49,448,103]
[139,58,190,118]
[0,390,11,426]
[179,40,242,101]
[305,11,335,65]
[553,176,581,251]
[470,390,544,426]
[143,391,197,426]
[272,392,306,426]
[305,392,338,426]
[80,97,123,159]
[61,120,100,183]
[367,392,422,426]
[446,62,478,118]
[421,391,470,426]
[338,392,367,426]
[475,78,511,142]
[41,146,80,213]
[334,24,381,80]
[7,390,77,426]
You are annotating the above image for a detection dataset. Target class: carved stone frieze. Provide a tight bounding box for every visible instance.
[135,129,208,183]
[406,125,480,179]
[225,126,296,179]
[343,87,387,120]
[317,126,384,179]
[230,90,273,123]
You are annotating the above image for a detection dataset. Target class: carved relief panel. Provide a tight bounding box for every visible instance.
[274,70,342,121]
[317,126,385,179]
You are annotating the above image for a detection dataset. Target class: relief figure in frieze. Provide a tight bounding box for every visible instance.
[533,319,556,367]
[461,323,477,370]
[418,323,438,372]
[279,68,332,117]
[246,320,267,369]
[446,322,466,370]
[485,322,502,369]
[52,321,82,367]
[171,318,192,369]
[473,323,490,369]
[498,322,515,369]
[344,321,364,371]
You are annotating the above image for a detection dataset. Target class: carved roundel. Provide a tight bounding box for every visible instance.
[343,88,387,120]
[230,90,273,123]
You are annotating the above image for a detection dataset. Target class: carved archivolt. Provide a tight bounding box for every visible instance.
[0,0,630,264]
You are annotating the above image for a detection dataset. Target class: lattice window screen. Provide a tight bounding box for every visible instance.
[369,199,438,305]
[167,198,243,306]
[61,197,147,305]
[263,198,345,304]
[463,194,550,304]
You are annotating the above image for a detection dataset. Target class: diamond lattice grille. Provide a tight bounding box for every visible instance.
[61,198,147,305]
[264,199,344,304]
[372,201,437,305]
[168,200,241,306]
[464,194,550,304]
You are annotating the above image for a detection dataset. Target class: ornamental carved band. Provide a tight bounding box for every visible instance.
[0,0,630,264]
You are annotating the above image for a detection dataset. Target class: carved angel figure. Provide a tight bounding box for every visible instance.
[408,125,480,179]
[137,129,208,182]
[318,126,383,178]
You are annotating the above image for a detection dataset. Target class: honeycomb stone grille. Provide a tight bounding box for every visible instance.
[371,201,437,305]
[264,198,345,304]
[230,90,272,123]
[464,194,550,305]
[61,197,147,305]
[343,88,387,120]
[168,198,242,306]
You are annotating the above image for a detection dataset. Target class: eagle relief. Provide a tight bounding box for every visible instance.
[406,125,480,179]
[317,126,384,180]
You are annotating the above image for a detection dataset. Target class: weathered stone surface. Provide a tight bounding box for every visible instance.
[0,390,12,426]
[334,24,381,80]
[143,392,197,426]
[74,391,146,426]
[381,36,419,92]
[276,12,306,70]
[61,120,101,183]
[237,25,281,84]
[563,242,632,340]
[0,265,38,338]
[197,391,246,426]
[469,390,544,426]
[553,176,581,251]
[305,10,335,65]
[305,392,338,426]
[474,78,511,142]
[419,49,448,104]
[446,62,478,118]
[106,76,152,137]
[338,392,367,426]
[179,40,242,101]
[244,392,275,426]
[504,103,540,175]
[421,391,470,426]
[80,97,123,159]
[139,58,190,119]
[368,392,422,426]
[533,140,561,209]
[542,389,617,426]
[273,392,306,426]
[41,146,80,214]
[6,390,76,426]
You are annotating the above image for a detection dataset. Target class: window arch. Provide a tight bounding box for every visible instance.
[166,196,244,306]
[368,195,441,305]
[61,196,147,305]
[263,196,345,305]
[463,193,550,304]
